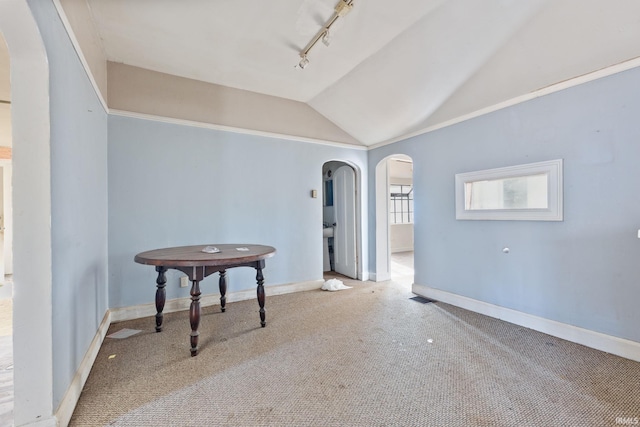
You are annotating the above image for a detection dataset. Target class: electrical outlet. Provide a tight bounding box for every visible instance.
[180,276,189,288]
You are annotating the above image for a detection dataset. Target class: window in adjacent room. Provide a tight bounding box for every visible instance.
[390,184,413,224]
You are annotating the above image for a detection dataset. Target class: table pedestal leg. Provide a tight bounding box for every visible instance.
[219,270,227,312]
[256,267,266,327]
[190,280,201,356]
[155,266,167,332]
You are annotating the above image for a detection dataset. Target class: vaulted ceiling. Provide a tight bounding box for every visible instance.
[3,0,640,148]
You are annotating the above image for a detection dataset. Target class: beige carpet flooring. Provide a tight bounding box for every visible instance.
[70,274,640,426]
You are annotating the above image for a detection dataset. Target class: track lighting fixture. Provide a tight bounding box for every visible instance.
[297,0,354,69]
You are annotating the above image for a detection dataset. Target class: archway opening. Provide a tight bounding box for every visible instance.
[374,154,414,285]
[321,160,360,280]
[388,156,414,286]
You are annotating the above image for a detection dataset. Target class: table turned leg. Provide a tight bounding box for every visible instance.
[155,266,167,332]
[189,280,201,356]
[256,266,266,327]
[219,270,227,312]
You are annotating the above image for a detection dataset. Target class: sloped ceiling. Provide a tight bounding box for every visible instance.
[73,0,640,146]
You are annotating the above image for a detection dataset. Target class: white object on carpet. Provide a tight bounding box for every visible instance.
[107,328,142,339]
[321,278,352,291]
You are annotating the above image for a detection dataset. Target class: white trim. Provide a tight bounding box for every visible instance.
[55,310,112,427]
[374,159,391,282]
[391,246,414,254]
[52,0,108,113]
[109,109,368,151]
[19,419,58,427]
[370,57,640,150]
[412,283,640,363]
[110,280,324,323]
[455,159,563,221]
[0,1,55,425]
[369,272,391,282]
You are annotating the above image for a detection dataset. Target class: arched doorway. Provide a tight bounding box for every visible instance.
[0,1,55,425]
[321,160,361,280]
[374,155,414,285]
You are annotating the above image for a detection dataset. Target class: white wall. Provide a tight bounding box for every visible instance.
[390,224,413,253]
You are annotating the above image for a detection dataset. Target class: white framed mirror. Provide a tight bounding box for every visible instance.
[455,159,563,221]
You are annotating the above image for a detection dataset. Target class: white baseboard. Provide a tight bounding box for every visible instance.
[391,247,413,254]
[20,418,58,427]
[110,279,324,323]
[413,283,640,363]
[369,272,391,282]
[55,310,112,427]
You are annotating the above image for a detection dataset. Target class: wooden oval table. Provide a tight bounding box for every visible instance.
[134,244,276,356]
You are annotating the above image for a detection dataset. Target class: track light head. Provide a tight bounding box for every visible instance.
[335,0,353,17]
[321,29,331,47]
[298,55,310,69]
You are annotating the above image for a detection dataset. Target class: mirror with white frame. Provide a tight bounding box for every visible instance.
[455,159,563,221]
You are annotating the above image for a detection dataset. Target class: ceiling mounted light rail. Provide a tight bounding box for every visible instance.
[298,0,355,69]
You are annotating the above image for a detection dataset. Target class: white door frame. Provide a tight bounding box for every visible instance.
[374,158,391,282]
[374,154,413,282]
[322,160,364,280]
[0,161,12,276]
[0,1,55,426]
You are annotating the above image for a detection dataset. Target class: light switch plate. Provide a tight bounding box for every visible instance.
[180,276,189,288]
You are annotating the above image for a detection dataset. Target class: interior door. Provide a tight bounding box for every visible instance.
[333,165,357,279]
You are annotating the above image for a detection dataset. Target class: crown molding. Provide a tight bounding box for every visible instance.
[109,109,368,150]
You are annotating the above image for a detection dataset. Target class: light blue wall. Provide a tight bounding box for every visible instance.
[108,116,367,308]
[29,0,109,408]
[370,66,640,343]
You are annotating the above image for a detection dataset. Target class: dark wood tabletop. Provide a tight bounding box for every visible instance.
[134,244,276,267]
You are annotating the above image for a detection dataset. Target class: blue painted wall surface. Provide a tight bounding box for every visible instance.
[108,116,367,308]
[370,66,640,343]
[29,0,110,408]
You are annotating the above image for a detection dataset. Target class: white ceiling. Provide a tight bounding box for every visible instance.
[4,0,640,147]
